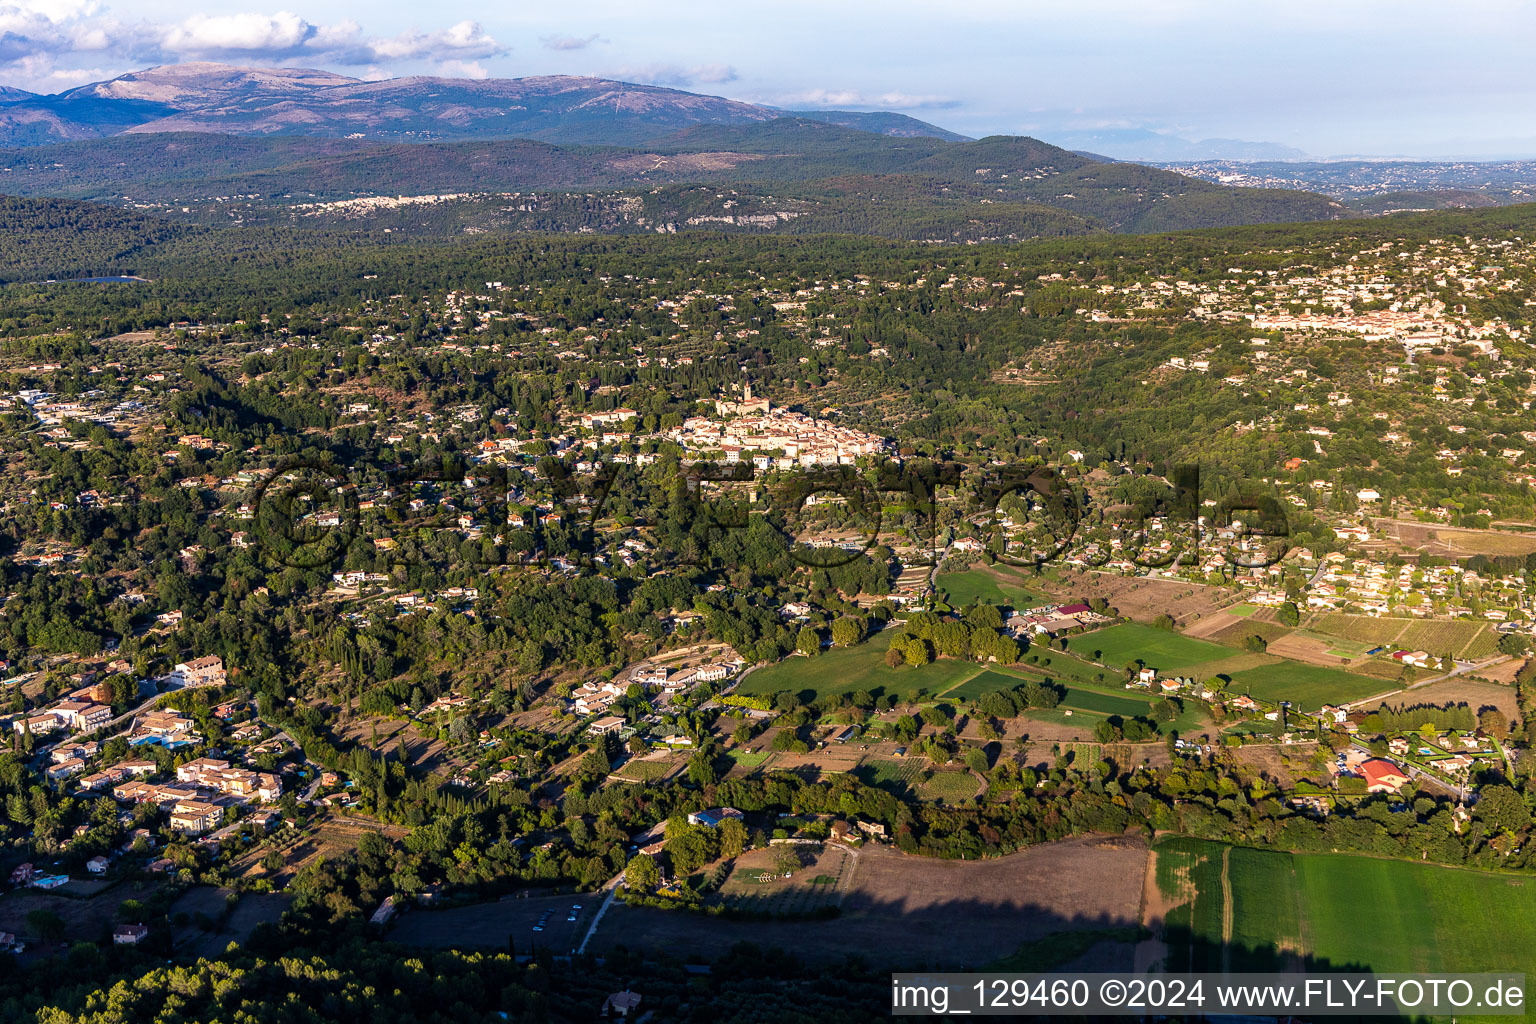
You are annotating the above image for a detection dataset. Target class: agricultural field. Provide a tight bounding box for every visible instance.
[855,756,924,794]
[736,631,983,702]
[1209,618,1294,647]
[1018,651,1116,685]
[716,845,852,916]
[1060,686,1158,717]
[724,748,771,769]
[942,668,1035,700]
[1373,519,1536,558]
[943,668,1158,719]
[1154,837,1536,1018]
[914,768,982,802]
[1068,623,1231,673]
[1066,622,1393,710]
[1381,677,1520,721]
[609,755,675,784]
[1222,661,1390,708]
[934,566,1046,609]
[1033,569,1234,625]
[1310,613,1499,660]
[588,835,1150,967]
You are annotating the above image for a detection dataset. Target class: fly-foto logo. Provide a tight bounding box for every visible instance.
[249,455,1292,574]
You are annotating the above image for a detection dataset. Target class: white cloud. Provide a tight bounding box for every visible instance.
[613,62,738,87]
[783,87,956,110]
[365,21,503,63]
[436,59,489,80]
[541,33,603,52]
[0,5,507,90]
[160,12,314,55]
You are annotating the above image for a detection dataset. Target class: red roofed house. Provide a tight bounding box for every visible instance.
[1361,758,1411,794]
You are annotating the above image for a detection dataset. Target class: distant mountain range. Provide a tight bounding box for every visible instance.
[0,62,964,147]
[1042,128,1308,163]
[0,62,1362,243]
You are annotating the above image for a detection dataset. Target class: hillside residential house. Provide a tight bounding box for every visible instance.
[113,924,149,945]
[1361,758,1411,794]
[169,800,222,835]
[589,716,625,736]
[602,992,643,1018]
[687,807,744,829]
[171,655,226,688]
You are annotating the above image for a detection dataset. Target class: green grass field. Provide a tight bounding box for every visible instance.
[1067,623,1389,711]
[915,769,982,802]
[737,631,982,702]
[934,567,1045,609]
[943,669,1030,700]
[1156,837,1536,1020]
[725,749,770,768]
[1017,652,1109,685]
[1067,623,1231,673]
[943,668,1155,718]
[1060,686,1156,717]
[1223,660,1389,708]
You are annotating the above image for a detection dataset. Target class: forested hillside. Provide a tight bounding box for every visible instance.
[0,124,1348,237]
[0,197,195,282]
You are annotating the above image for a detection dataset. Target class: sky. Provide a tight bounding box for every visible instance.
[6,0,1536,159]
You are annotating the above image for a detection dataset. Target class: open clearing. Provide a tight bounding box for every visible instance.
[591,834,1148,967]
[398,835,1148,968]
[935,565,1046,609]
[1067,623,1230,673]
[1381,677,1520,720]
[737,631,982,702]
[1154,837,1536,1020]
[1222,661,1391,707]
[1372,518,1536,558]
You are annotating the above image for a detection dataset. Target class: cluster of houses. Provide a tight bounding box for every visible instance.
[1004,602,1115,640]
[127,710,201,749]
[110,756,282,836]
[660,398,889,470]
[1385,731,1497,778]
[7,658,226,751]
[575,660,739,719]
[1290,554,1515,622]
